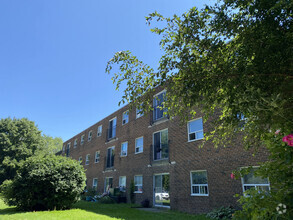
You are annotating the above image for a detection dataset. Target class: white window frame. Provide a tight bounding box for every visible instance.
[95,151,100,163]
[136,104,144,119]
[88,130,92,142]
[93,178,98,189]
[190,170,209,196]
[122,110,129,125]
[134,175,143,193]
[153,90,167,121]
[121,142,128,157]
[187,117,204,142]
[241,166,270,194]
[81,135,85,145]
[85,154,90,165]
[74,139,77,148]
[135,137,143,154]
[119,176,126,192]
[97,125,102,137]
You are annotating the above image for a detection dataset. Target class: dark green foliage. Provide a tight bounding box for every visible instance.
[107,0,293,218]
[206,206,235,219]
[129,180,135,204]
[0,154,86,211]
[0,118,44,184]
[98,196,116,204]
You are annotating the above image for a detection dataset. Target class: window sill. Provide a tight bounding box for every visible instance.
[134,191,143,194]
[135,151,143,155]
[188,138,204,143]
[190,194,209,197]
[149,117,168,127]
[94,161,99,164]
[120,155,127,157]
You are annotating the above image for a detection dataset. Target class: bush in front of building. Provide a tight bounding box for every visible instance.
[206,206,235,219]
[0,155,86,211]
[99,196,116,204]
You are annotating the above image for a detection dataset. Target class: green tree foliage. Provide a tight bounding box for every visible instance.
[0,154,86,211]
[106,0,293,218]
[42,134,63,154]
[0,118,44,184]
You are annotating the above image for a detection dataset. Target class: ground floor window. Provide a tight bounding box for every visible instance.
[242,167,270,193]
[190,170,209,196]
[134,175,143,193]
[119,176,126,192]
[104,177,113,192]
[93,178,98,189]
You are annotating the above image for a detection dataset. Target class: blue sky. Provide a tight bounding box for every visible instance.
[0,0,214,142]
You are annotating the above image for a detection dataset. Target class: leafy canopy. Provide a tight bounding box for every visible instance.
[106,0,293,149]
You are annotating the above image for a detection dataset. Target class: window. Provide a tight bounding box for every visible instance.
[108,118,117,140]
[121,142,128,157]
[78,156,82,164]
[136,104,144,118]
[85,154,90,165]
[188,118,204,141]
[74,139,77,148]
[93,178,98,189]
[66,143,70,157]
[106,147,115,168]
[97,125,102,137]
[153,91,166,121]
[122,111,129,125]
[81,135,85,145]
[104,177,113,192]
[62,145,65,152]
[88,131,92,141]
[95,151,100,163]
[134,175,143,193]
[119,176,126,192]
[135,137,143,154]
[153,129,168,160]
[190,170,209,196]
[242,168,270,193]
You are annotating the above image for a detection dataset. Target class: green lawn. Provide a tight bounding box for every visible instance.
[0,199,209,220]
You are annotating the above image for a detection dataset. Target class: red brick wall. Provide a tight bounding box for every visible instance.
[62,92,268,214]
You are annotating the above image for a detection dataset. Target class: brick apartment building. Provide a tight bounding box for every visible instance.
[61,89,269,214]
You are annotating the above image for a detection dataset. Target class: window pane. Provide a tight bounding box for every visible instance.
[243,169,269,184]
[200,185,208,194]
[196,131,204,139]
[189,133,195,140]
[192,186,199,194]
[136,137,143,147]
[256,185,270,192]
[192,171,207,184]
[244,185,255,191]
[189,118,203,133]
[161,130,168,145]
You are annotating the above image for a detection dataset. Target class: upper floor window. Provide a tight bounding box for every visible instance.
[108,118,117,140]
[135,137,143,154]
[74,139,77,148]
[136,104,144,119]
[121,142,128,157]
[134,175,143,193]
[242,167,270,193]
[66,143,70,157]
[85,154,90,165]
[93,178,98,189]
[81,135,85,145]
[190,170,209,196]
[62,145,65,152]
[106,146,115,168]
[88,131,92,142]
[188,118,204,141]
[97,125,102,137]
[122,111,129,125]
[153,91,166,121]
[78,156,82,164]
[153,129,168,160]
[95,151,100,163]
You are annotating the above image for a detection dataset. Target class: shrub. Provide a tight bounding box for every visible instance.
[99,196,116,204]
[0,155,86,211]
[206,206,235,219]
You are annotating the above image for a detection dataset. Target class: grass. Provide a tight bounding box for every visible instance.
[0,199,209,220]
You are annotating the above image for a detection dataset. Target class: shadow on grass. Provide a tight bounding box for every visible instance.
[73,201,208,220]
[0,206,24,216]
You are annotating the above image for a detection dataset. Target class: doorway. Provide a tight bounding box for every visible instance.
[154,173,170,207]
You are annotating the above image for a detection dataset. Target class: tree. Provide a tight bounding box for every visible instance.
[42,134,63,154]
[0,118,44,184]
[106,0,293,218]
[0,155,86,211]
